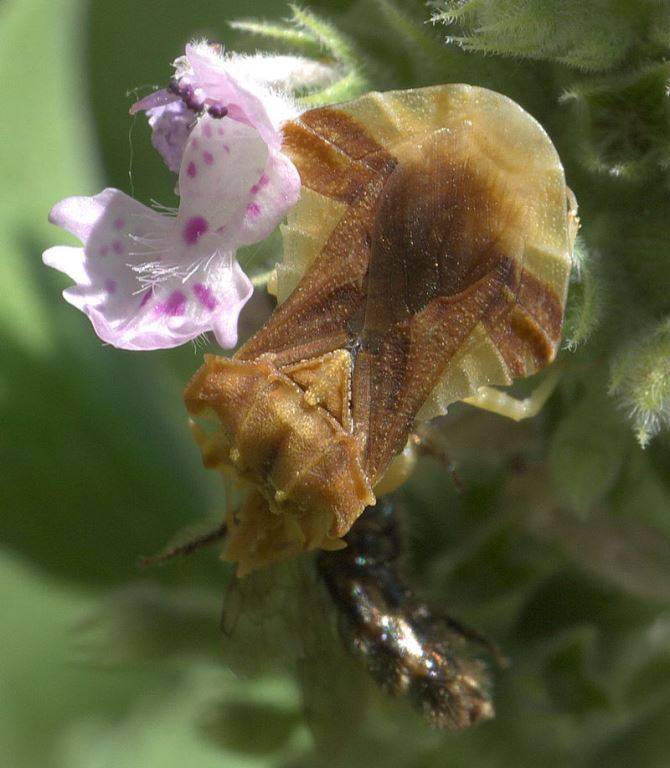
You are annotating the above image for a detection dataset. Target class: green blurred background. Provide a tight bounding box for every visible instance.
[2,0,670,766]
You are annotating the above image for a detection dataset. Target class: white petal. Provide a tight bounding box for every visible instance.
[104,251,253,350]
[43,245,90,284]
[185,42,280,148]
[147,101,195,173]
[44,185,256,350]
[238,148,302,246]
[175,115,269,252]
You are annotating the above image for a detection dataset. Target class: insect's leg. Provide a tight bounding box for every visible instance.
[461,366,561,422]
[411,424,465,493]
[138,521,227,568]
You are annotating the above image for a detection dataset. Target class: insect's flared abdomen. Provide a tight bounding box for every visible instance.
[318,497,494,729]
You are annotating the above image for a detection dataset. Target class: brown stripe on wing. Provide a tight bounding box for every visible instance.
[351,128,530,481]
[298,107,397,173]
[236,173,390,365]
[237,108,399,364]
[518,269,564,343]
[282,121,379,203]
[483,269,564,377]
[354,259,517,482]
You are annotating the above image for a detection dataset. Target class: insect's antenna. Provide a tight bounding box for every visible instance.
[138,521,228,568]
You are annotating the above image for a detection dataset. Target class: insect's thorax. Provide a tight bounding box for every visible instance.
[184,351,374,575]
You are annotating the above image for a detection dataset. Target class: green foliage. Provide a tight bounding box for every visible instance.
[432,0,657,72]
[610,318,670,447]
[560,63,670,181]
[231,5,371,105]
[563,236,603,350]
[3,0,670,767]
[550,383,629,512]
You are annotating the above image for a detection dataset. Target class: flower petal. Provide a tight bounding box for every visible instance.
[129,88,179,115]
[185,42,281,149]
[93,255,253,350]
[238,148,301,246]
[44,188,254,350]
[202,259,254,348]
[175,115,269,251]
[131,43,301,175]
[45,189,167,339]
[45,42,305,352]
[43,245,89,284]
[146,100,195,174]
[48,189,151,243]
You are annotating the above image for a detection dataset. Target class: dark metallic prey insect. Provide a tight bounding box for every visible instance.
[178,85,576,729]
[318,496,498,729]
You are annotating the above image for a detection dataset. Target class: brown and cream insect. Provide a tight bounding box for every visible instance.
[180,84,577,729]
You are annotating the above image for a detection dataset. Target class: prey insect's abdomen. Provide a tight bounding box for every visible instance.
[317,496,494,730]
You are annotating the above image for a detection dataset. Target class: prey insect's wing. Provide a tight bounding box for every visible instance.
[237,86,573,481]
[219,559,369,749]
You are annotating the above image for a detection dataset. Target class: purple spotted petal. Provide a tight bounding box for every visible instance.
[198,259,253,348]
[130,91,195,174]
[130,42,297,174]
[238,148,301,246]
[176,115,269,251]
[175,115,300,254]
[184,43,279,149]
[105,257,253,350]
[43,188,253,350]
[45,44,303,352]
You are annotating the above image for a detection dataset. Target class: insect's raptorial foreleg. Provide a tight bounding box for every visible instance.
[138,521,228,568]
[462,366,560,422]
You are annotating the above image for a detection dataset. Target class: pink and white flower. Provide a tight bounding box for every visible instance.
[130,42,311,175]
[44,42,303,350]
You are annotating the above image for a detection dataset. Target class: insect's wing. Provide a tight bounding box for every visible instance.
[238,86,572,481]
[219,561,300,674]
[351,88,572,480]
[236,106,398,365]
[219,559,369,750]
